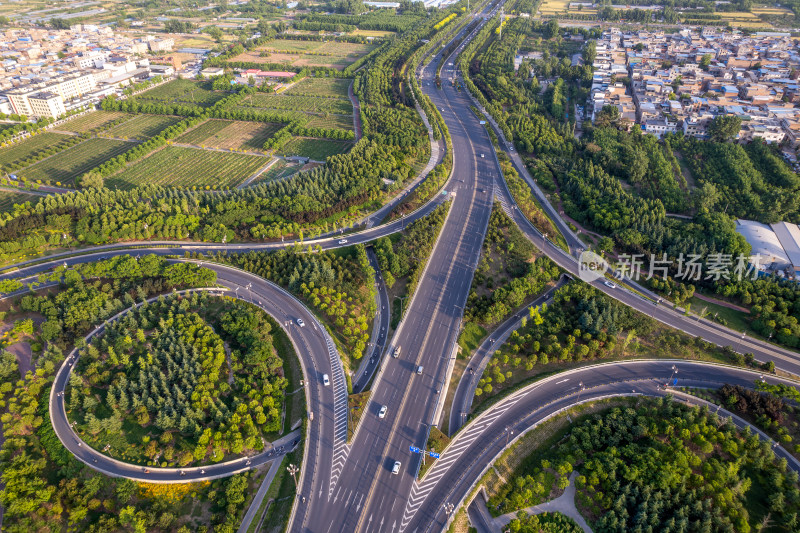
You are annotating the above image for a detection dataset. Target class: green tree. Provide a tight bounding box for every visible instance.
[707,115,743,142]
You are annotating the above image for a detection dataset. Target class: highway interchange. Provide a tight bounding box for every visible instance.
[5,1,800,531]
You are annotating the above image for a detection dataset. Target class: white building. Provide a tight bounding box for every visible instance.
[771,222,800,274]
[735,219,792,271]
[28,91,66,117]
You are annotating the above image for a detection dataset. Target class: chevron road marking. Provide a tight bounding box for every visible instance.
[397,395,524,531]
[323,334,350,498]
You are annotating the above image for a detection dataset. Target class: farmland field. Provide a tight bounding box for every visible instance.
[0,190,37,212]
[350,29,395,38]
[0,132,76,172]
[105,114,182,140]
[284,77,352,99]
[238,93,353,115]
[306,114,354,131]
[278,138,353,160]
[55,111,131,134]
[249,159,300,185]
[136,78,227,107]
[106,146,269,190]
[18,138,133,185]
[232,40,377,70]
[176,119,283,151]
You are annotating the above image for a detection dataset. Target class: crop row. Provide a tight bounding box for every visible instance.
[106,146,268,190]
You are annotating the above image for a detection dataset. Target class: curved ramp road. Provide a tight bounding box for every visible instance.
[449,274,571,434]
[48,261,346,487]
[403,360,800,532]
[353,247,391,393]
[7,1,800,531]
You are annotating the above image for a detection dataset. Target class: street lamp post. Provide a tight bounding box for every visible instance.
[287,463,299,488]
[666,365,678,388]
[505,425,513,446]
[577,381,585,402]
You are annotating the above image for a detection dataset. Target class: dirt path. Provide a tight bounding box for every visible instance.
[348,79,363,140]
[223,341,235,385]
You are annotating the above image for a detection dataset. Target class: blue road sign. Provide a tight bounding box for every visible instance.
[410,446,421,454]
[429,451,441,459]
[673,377,678,385]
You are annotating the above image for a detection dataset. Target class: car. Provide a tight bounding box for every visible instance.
[296,318,305,327]
[480,153,485,158]
[338,239,348,244]
[393,346,401,358]
[378,405,387,418]
[392,461,401,475]
[416,365,423,375]
[323,374,330,386]
[604,281,616,289]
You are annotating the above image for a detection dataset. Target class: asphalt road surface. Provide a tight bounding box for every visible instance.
[404,360,800,532]
[353,247,391,393]
[448,274,571,435]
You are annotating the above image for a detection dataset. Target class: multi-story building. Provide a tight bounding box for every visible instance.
[149,38,174,52]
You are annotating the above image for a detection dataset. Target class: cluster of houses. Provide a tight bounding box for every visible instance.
[589,27,800,150]
[0,26,182,118]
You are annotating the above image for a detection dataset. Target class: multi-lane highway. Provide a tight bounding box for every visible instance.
[7,1,800,531]
[290,7,503,531]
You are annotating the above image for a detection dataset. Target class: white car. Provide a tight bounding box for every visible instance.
[338,239,348,244]
[604,281,616,289]
[416,365,423,375]
[378,405,387,419]
[297,318,305,327]
[323,374,330,386]
[392,461,401,475]
[480,154,485,158]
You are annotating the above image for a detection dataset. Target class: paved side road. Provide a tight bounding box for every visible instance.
[353,246,391,393]
[449,274,570,434]
[237,455,286,533]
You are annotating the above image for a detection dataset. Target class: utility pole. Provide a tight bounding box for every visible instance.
[499,7,504,39]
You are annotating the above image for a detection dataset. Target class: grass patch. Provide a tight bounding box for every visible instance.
[259,443,303,533]
[274,317,305,435]
[687,295,756,337]
[55,111,132,134]
[458,322,487,356]
[0,132,76,171]
[136,78,226,107]
[348,391,371,442]
[418,426,451,479]
[305,114,353,131]
[284,77,352,99]
[240,93,353,115]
